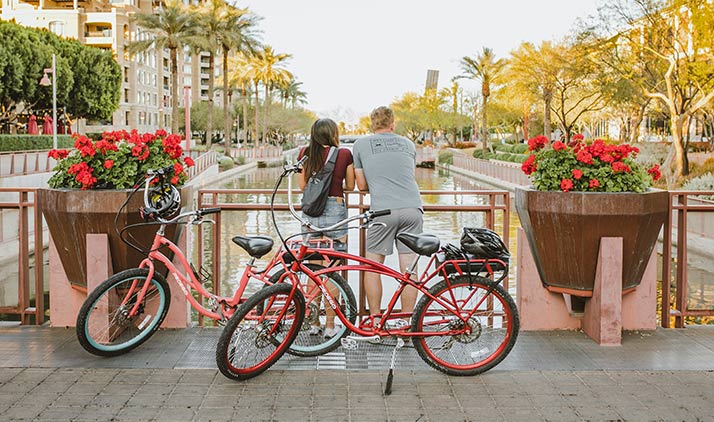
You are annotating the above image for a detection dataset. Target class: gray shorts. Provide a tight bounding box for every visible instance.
[366,208,423,255]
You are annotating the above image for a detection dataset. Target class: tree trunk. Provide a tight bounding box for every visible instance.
[262,85,270,144]
[222,46,231,157]
[170,47,180,135]
[543,89,552,141]
[671,114,689,178]
[253,81,260,145]
[206,52,215,146]
[522,102,529,141]
[481,93,489,153]
[242,84,249,145]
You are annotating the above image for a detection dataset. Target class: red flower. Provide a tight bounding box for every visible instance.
[552,141,566,151]
[589,179,600,188]
[527,135,549,151]
[611,161,631,173]
[572,134,584,141]
[103,160,114,169]
[48,149,69,160]
[155,128,167,138]
[572,169,583,180]
[183,156,195,167]
[560,178,574,192]
[648,164,661,181]
[576,150,593,165]
[521,154,537,175]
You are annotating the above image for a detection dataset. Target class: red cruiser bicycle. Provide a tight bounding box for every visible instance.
[215,158,519,383]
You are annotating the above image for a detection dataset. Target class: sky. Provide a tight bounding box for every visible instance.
[239,0,602,124]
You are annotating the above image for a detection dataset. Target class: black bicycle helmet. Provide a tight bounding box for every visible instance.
[144,184,181,220]
[460,227,510,260]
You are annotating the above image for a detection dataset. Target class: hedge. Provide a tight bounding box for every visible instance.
[0,135,74,152]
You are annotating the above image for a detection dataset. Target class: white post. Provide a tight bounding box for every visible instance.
[52,54,57,150]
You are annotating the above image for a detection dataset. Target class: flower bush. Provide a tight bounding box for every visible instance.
[48,129,195,190]
[521,134,661,192]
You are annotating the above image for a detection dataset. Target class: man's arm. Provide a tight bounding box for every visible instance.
[355,168,368,191]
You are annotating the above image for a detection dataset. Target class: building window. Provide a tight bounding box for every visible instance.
[49,21,64,37]
[125,111,130,126]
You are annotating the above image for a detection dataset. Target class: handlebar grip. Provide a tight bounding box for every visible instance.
[200,207,221,215]
[371,209,391,218]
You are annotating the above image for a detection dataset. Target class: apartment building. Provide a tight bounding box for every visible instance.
[0,0,212,133]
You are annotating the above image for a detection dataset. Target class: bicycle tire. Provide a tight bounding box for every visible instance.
[216,283,305,381]
[267,264,357,357]
[76,268,170,357]
[412,275,519,376]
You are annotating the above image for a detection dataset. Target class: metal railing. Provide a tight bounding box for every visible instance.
[0,151,55,177]
[229,146,284,161]
[451,153,530,186]
[195,188,510,322]
[0,188,44,324]
[185,150,218,180]
[662,191,714,328]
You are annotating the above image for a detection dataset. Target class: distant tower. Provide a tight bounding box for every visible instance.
[425,69,439,93]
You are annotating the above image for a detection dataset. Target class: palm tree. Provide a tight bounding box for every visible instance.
[229,53,254,144]
[278,78,307,109]
[216,6,260,154]
[459,47,504,152]
[252,46,292,144]
[128,0,199,134]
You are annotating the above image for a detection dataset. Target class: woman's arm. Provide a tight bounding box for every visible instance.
[344,164,355,191]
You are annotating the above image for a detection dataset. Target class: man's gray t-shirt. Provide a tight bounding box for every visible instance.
[352,133,422,211]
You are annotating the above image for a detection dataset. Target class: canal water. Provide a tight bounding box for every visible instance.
[192,165,520,314]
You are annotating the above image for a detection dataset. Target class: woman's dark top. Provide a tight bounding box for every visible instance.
[298,146,353,197]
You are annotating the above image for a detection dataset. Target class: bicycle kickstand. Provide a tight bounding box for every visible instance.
[383,337,404,396]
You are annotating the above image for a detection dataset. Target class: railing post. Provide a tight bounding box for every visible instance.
[675,194,688,328]
[661,192,673,328]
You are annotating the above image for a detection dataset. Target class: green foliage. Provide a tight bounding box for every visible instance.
[218,156,234,170]
[235,155,246,166]
[0,21,120,124]
[683,173,714,201]
[0,135,73,151]
[438,150,453,165]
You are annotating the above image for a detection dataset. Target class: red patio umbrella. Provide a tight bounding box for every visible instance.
[27,115,38,135]
[42,114,53,135]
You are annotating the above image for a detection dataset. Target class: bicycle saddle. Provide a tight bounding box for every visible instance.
[396,232,440,256]
[232,235,274,258]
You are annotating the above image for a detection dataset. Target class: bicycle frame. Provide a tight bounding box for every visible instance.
[273,240,509,339]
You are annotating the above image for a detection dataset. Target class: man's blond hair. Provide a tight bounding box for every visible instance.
[370,106,394,131]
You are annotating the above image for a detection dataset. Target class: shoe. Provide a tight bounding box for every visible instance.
[324,326,341,339]
[307,325,322,336]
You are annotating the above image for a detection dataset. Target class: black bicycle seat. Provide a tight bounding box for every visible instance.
[396,232,440,256]
[232,235,274,258]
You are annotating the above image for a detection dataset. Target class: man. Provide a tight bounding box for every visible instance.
[353,106,423,325]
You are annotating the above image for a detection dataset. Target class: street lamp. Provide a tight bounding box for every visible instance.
[39,54,57,150]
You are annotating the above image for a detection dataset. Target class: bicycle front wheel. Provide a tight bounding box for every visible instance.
[76,268,170,357]
[412,275,519,376]
[269,264,356,357]
[216,283,305,381]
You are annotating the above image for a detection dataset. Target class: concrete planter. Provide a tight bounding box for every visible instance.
[515,187,668,296]
[38,188,188,288]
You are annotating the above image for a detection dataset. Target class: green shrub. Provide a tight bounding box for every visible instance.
[0,135,73,151]
[512,144,529,154]
[438,150,454,165]
[218,156,234,171]
[472,149,485,159]
[683,173,714,201]
[235,155,246,166]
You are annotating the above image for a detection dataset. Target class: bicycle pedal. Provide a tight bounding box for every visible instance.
[340,337,358,350]
[345,335,381,343]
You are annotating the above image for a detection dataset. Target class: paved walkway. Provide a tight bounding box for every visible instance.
[1,325,714,421]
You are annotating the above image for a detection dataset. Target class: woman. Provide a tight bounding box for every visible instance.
[297,118,354,338]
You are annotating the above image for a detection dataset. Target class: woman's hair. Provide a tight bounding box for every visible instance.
[370,106,394,131]
[304,118,339,177]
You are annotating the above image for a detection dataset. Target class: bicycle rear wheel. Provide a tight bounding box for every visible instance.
[216,283,305,381]
[412,275,519,376]
[268,264,356,357]
[76,268,170,357]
